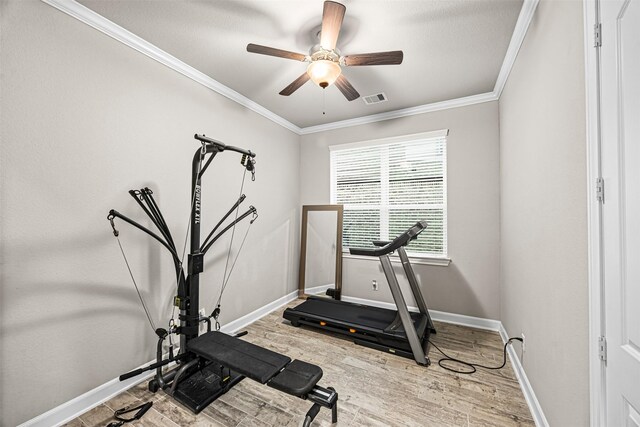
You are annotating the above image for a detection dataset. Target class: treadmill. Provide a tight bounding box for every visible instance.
[283,221,436,366]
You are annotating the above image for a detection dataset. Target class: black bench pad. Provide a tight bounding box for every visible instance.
[187,331,291,384]
[268,360,323,397]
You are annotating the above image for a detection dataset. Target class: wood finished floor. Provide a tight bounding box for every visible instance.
[66,302,534,427]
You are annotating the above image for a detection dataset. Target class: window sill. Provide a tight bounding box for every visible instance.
[342,253,451,267]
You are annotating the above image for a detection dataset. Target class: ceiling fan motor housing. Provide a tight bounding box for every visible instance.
[309,44,341,61]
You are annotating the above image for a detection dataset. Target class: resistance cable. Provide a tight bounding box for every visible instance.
[211,168,256,330]
[110,218,157,334]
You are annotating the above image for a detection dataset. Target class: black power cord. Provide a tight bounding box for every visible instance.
[429,337,523,375]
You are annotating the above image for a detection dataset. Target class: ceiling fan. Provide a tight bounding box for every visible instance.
[246,1,403,101]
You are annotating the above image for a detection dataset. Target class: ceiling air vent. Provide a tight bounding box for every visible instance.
[363,93,388,105]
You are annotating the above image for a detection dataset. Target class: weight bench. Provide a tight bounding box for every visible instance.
[174,331,338,427]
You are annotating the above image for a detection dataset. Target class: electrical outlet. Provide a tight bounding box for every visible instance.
[372,280,379,291]
[521,333,526,353]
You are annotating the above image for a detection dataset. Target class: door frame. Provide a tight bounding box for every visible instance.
[583,0,606,425]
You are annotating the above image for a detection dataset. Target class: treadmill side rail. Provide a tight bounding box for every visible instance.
[379,254,429,366]
[397,246,436,333]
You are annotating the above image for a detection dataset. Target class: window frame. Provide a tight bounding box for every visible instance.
[329,130,450,263]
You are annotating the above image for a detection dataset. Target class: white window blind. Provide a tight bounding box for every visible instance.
[330,131,447,257]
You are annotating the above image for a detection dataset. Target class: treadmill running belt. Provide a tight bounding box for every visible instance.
[290,298,422,332]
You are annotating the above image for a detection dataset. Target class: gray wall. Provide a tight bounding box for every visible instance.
[0,1,300,425]
[300,102,501,319]
[498,0,589,425]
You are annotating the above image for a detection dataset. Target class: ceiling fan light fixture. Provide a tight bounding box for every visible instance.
[307,60,341,88]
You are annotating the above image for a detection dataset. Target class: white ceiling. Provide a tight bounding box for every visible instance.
[77,0,523,128]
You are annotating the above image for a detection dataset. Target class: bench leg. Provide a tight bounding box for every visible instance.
[328,387,338,423]
[303,403,321,427]
[303,384,338,426]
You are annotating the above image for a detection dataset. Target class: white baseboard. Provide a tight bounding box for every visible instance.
[341,295,421,312]
[341,295,502,331]
[19,289,300,427]
[499,325,549,427]
[430,309,502,332]
[220,290,298,334]
[304,284,334,296]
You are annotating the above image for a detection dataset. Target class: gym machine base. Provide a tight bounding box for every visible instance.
[283,221,436,366]
[110,134,338,427]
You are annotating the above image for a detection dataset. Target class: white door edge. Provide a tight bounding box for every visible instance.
[584,0,607,426]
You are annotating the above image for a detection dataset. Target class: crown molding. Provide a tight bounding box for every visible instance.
[300,0,540,134]
[299,92,498,134]
[40,0,302,135]
[41,0,538,136]
[493,0,540,98]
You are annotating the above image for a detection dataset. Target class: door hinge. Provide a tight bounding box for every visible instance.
[594,23,602,47]
[598,336,607,362]
[596,177,605,203]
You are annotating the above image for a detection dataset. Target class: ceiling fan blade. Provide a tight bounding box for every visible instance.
[334,74,360,101]
[279,73,310,96]
[247,43,306,61]
[343,51,404,66]
[320,1,346,50]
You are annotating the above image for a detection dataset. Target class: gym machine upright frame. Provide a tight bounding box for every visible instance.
[108,134,338,426]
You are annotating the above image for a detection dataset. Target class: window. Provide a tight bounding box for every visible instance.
[330,130,448,257]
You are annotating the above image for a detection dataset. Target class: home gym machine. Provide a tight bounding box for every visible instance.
[107,134,338,427]
[284,220,436,366]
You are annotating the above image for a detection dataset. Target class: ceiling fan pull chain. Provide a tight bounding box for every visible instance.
[323,89,326,115]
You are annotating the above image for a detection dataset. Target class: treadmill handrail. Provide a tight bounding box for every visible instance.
[349,220,428,257]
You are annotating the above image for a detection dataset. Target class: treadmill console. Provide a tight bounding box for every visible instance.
[349,220,428,257]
